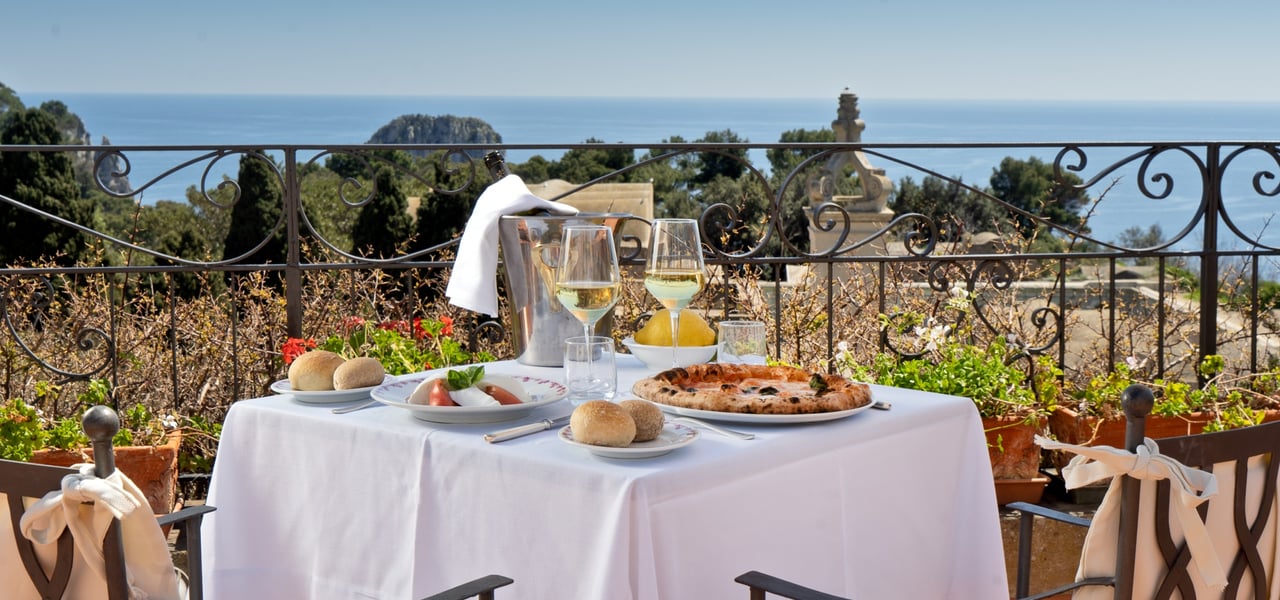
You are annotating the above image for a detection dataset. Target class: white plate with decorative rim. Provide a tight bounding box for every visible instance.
[371,372,567,424]
[651,400,876,424]
[559,422,699,459]
[270,376,393,405]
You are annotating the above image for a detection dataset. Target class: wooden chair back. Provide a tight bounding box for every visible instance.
[1,405,129,600]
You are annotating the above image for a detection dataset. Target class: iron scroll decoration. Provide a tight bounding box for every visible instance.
[1,275,114,385]
[879,258,1061,387]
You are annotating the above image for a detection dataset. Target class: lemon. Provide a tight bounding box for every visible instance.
[634,310,716,346]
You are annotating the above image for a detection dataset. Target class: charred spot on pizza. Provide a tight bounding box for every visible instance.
[758,386,779,395]
[720,383,737,392]
[656,368,684,383]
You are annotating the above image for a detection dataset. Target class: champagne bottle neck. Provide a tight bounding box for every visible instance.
[484,151,509,179]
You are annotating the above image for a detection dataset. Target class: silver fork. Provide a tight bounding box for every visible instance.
[332,399,379,414]
[671,416,755,440]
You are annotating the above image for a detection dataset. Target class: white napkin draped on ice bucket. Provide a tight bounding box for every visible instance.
[446,174,578,317]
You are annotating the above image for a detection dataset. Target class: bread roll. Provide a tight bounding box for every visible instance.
[333,356,385,390]
[570,400,636,447]
[620,399,664,442]
[288,350,345,391]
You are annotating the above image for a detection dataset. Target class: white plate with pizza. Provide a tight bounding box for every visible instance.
[652,402,874,424]
[559,422,699,459]
[630,363,875,424]
[371,372,567,424]
[270,376,393,405]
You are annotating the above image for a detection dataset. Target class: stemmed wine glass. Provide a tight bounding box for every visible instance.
[554,225,622,342]
[644,218,707,367]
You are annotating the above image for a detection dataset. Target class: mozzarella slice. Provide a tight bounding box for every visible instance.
[450,386,500,407]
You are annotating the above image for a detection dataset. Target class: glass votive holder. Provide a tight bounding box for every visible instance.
[717,320,768,365]
[564,335,617,405]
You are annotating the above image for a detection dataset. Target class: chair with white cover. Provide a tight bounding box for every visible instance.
[1,404,215,600]
[1008,383,1280,599]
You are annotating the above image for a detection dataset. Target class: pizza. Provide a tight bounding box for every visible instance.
[631,363,872,415]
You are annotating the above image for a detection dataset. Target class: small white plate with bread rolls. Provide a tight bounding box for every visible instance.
[270,376,393,405]
[371,373,567,424]
[277,351,394,404]
[559,422,698,459]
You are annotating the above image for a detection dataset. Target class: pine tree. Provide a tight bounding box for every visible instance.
[0,108,96,265]
[222,151,285,265]
[352,166,413,258]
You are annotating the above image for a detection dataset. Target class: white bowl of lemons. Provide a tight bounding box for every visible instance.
[622,310,718,370]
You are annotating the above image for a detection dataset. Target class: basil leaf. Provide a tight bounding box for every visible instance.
[445,366,485,391]
[809,373,829,393]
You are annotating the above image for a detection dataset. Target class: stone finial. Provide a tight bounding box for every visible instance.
[832,88,865,143]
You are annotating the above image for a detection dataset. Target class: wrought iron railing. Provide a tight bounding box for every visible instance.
[2,141,1279,418]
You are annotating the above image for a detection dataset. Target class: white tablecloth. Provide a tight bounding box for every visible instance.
[204,358,1008,599]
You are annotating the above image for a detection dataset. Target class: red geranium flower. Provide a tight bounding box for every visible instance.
[440,315,454,337]
[341,316,366,333]
[378,320,412,337]
[282,337,317,365]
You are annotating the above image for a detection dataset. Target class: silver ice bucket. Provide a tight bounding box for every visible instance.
[499,213,631,366]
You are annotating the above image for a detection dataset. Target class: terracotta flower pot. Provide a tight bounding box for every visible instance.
[1046,407,1280,469]
[983,415,1043,480]
[983,415,1049,505]
[31,431,181,515]
[1047,406,1215,447]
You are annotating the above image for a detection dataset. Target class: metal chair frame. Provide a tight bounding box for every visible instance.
[420,574,514,600]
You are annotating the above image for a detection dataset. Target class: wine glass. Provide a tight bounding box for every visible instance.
[554,225,622,342]
[644,218,707,366]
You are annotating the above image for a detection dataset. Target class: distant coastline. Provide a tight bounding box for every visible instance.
[15,92,1280,245]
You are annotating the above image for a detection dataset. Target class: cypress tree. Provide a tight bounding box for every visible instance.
[0,108,96,265]
[222,151,285,265]
[412,154,479,252]
[352,166,414,258]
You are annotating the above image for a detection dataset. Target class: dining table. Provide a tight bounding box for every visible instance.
[202,356,1009,599]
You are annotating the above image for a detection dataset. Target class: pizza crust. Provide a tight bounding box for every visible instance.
[631,363,872,415]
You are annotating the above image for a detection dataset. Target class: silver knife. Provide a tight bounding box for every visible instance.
[484,415,570,443]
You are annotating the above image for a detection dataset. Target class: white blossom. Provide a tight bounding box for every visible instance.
[913,322,951,353]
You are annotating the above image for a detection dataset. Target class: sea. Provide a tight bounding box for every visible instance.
[18,92,1280,247]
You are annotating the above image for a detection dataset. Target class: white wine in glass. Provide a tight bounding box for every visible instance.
[644,218,706,366]
[554,225,622,341]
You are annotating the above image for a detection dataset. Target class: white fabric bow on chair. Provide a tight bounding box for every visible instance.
[19,464,181,600]
[1036,435,1228,592]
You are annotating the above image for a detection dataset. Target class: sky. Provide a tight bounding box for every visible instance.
[4,0,1280,102]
